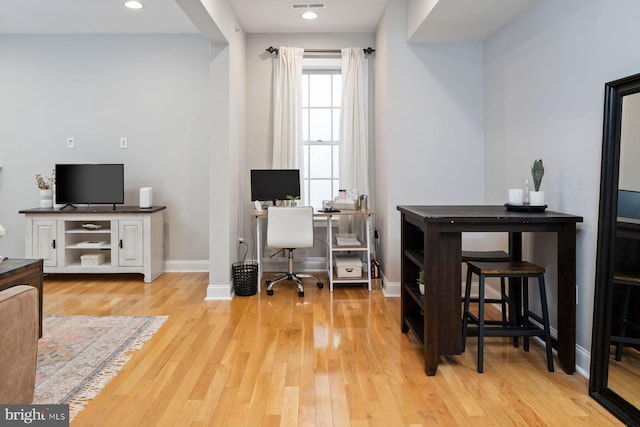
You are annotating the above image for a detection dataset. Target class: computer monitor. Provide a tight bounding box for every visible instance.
[250,169,301,204]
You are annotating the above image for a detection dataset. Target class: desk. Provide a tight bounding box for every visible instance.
[252,209,375,291]
[0,259,44,338]
[397,205,583,376]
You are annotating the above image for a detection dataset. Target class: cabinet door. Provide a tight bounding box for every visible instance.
[118,220,144,267]
[33,220,57,266]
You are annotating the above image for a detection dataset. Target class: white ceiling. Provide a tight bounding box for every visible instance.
[229,0,388,34]
[0,0,536,42]
[0,0,198,34]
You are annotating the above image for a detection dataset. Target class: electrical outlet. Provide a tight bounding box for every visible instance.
[66,137,75,149]
[120,137,128,149]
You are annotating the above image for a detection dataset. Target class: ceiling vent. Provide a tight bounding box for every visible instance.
[291,3,325,10]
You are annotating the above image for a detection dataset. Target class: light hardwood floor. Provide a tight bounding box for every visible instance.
[41,272,622,426]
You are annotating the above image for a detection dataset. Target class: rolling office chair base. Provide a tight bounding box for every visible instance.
[266,274,323,297]
[266,248,324,297]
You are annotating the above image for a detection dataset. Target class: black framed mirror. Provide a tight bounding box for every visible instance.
[590,72,640,425]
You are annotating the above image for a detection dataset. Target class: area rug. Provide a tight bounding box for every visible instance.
[33,315,167,420]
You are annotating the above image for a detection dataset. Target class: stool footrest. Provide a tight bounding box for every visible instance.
[465,326,546,337]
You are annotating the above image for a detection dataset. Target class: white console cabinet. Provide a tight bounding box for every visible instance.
[20,206,166,283]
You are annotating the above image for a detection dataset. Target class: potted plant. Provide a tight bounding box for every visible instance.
[417,270,425,295]
[530,159,545,206]
[286,194,300,207]
[36,170,55,208]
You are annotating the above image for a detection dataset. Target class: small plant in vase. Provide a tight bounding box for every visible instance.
[417,270,425,295]
[530,159,545,206]
[36,170,55,208]
[286,194,300,207]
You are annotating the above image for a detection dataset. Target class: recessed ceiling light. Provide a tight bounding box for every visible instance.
[124,1,144,9]
[301,11,318,20]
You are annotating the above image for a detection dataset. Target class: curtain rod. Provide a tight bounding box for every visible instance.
[265,46,375,55]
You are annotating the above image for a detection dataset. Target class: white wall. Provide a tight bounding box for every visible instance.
[0,35,210,266]
[484,0,640,372]
[375,1,485,293]
[194,0,247,299]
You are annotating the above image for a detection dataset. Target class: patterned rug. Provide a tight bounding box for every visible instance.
[33,315,167,420]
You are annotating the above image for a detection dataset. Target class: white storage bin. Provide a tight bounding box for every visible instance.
[333,200,358,210]
[80,253,105,266]
[334,255,363,278]
[335,234,361,246]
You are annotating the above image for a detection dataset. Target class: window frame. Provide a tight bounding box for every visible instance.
[301,59,342,211]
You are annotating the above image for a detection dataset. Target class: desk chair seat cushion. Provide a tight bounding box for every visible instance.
[267,206,314,249]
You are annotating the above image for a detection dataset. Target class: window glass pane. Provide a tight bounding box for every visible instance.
[302,108,309,141]
[309,109,332,141]
[303,146,309,178]
[309,180,332,210]
[333,145,339,178]
[332,75,342,107]
[309,74,332,107]
[332,179,340,199]
[308,145,332,178]
[332,109,340,141]
[302,74,309,107]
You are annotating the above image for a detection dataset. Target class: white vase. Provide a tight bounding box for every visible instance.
[529,190,545,206]
[40,188,53,209]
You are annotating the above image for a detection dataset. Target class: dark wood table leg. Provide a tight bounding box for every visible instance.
[424,227,461,376]
[557,223,577,374]
[508,232,524,343]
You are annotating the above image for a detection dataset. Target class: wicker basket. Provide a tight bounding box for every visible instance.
[232,261,258,296]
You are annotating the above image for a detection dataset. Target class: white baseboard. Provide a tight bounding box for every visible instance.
[262,256,326,273]
[381,272,400,297]
[164,260,209,272]
[575,343,590,378]
[205,282,233,300]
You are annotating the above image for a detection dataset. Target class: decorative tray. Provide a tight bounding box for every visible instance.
[82,223,102,230]
[504,203,547,213]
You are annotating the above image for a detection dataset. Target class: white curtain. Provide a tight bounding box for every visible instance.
[272,47,304,171]
[339,47,369,198]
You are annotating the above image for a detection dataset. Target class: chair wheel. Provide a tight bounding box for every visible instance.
[317,282,324,289]
[267,289,274,296]
[298,291,304,297]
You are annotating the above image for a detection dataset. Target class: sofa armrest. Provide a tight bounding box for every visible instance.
[0,285,38,404]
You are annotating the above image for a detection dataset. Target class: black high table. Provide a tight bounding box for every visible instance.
[397,205,583,376]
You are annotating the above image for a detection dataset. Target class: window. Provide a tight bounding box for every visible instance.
[301,68,341,210]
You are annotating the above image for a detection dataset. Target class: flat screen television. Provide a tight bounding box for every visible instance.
[55,164,124,209]
[250,169,300,204]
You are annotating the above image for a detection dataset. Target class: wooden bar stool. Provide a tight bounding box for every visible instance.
[461,250,512,325]
[462,260,554,373]
[611,273,640,361]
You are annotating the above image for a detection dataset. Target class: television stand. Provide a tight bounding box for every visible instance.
[19,206,166,283]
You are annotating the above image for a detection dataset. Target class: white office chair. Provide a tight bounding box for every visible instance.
[266,206,324,297]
